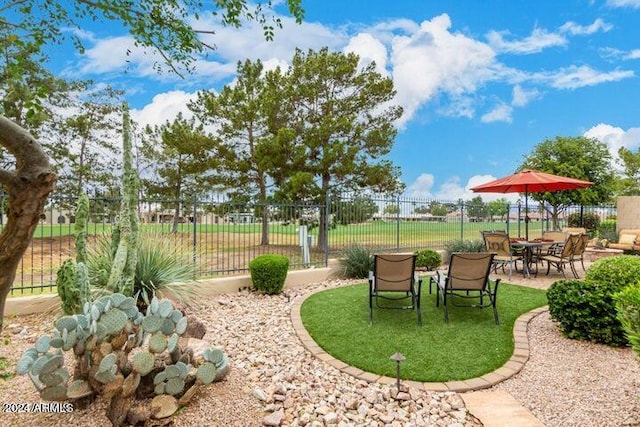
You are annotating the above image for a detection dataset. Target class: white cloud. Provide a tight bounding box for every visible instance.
[481,103,512,123]
[535,65,634,89]
[405,173,519,202]
[390,14,497,125]
[607,0,640,8]
[625,49,640,60]
[512,85,540,107]
[560,18,613,35]
[344,33,389,76]
[131,90,199,129]
[486,28,567,54]
[584,123,640,168]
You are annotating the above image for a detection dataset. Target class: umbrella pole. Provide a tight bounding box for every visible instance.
[525,188,529,241]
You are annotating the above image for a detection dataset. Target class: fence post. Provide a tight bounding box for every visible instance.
[192,195,197,279]
[396,195,400,251]
[459,200,464,240]
[324,194,330,267]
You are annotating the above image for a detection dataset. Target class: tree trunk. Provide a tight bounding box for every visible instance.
[0,116,56,332]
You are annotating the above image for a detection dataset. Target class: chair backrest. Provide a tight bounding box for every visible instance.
[483,233,511,257]
[373,253,416,292]
[542,231,568,242]
[560,234,579,257]
[446,253,495,291]
[572,234,589,256]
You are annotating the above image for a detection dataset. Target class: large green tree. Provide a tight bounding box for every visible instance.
[520,136,615,230]
[0,0,304,331]
[268,47,404,249]
[617,146,640,196]
[190,59,275,244]
[140,113,221,232]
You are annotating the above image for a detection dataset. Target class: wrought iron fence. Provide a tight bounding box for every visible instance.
[2,191,616,295]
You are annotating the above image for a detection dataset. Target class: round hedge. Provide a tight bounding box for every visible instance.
[547,255,640,347]
[249,254,289,295]
[585,255,640,288]
[415,249,442,270]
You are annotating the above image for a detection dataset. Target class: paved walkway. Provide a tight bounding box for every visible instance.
[289,265,576,426]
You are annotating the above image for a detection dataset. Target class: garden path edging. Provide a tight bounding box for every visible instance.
[290,289,548,393]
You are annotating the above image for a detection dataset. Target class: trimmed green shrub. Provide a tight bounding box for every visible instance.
[339,244,374,279]
[547,256,640,347]
[444,239,485,254]
[585,255,640,288]
[249,254,289,295]
[415,249,442,270]
[567,211,600,233]
[547,279,628,346]
[615,283,640,357]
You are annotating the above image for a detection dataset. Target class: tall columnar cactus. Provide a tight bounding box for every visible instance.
[106,105,139,296]
[18,294,229,425]
[56,193,91,315]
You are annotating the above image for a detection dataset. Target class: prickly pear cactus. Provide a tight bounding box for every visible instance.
[18,294,229,426]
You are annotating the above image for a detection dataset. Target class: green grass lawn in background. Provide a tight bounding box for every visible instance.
[300,280,547,382]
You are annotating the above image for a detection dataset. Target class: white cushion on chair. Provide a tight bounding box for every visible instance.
[619,234,636,245]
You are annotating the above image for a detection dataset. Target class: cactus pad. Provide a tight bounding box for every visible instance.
[142,315,164,333]
[98,309,128,335]
[161,318,175,335]
[67,379,93,399]
[40,385,67,402]
[164,365,180,379]
[170,310,183,324]
[118,296,137,311]
[55,316,78,333]
[99,353,117,373]
[167,334,179,353]
[175,361,189,378]
[154,382,166,395]
[110,293,127,308]
[62,329,77,351]
[35,335,51,353]
[153,371,167,385]
[94,369,116,384]
[158,300,173,318]
[196,362,216,385]
[149,334,168,353]
[132,351,154,376]
[34,354,64,375]
[39,370,66,387]
[16,354,35,375]
[49,338,65,349]
[175,317,187,335]
[122,372,141,397]
[165,377,185,396]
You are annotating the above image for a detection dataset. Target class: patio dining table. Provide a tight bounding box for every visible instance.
[510,240,546,278]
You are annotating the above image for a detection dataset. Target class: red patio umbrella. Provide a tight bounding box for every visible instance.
[470,169,593,240]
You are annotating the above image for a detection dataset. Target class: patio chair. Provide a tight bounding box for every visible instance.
[569,233,590,277]
[483,232,523,280]
[369,253,423,326]
[540,234,579,278]
[435,252,500,324]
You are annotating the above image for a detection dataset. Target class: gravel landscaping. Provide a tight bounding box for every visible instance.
[1,274,639,426]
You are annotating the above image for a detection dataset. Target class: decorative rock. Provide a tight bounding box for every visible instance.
[183,315,206,339]
[324,412,338,424]
[252,387,269,402]
[263,409,284,426]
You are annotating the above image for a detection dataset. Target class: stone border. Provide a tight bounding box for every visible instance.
[290,290,548,393]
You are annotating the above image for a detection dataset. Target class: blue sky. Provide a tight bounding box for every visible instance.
[45,0,640,202]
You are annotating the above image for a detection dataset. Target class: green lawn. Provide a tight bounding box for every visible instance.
[300,280,547,382]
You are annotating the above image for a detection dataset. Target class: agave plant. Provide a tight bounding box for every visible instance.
[87,232,196,303]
